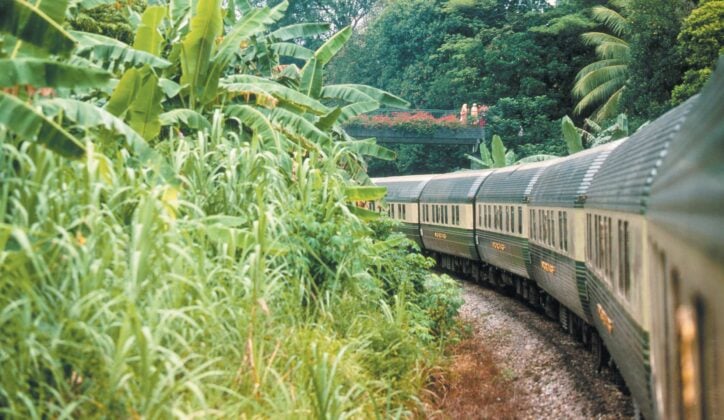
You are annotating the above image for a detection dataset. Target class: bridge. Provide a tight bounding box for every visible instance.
[343,109,486,145]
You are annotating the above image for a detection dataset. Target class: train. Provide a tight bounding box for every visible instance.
[369,63,724,419]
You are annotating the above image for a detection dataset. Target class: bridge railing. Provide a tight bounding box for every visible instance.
[342,109,486,145]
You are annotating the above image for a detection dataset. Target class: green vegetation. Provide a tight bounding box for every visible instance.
[0,0,463,416]
[329,0,722,175]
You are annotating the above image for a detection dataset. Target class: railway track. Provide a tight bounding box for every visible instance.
[437,275,635,418]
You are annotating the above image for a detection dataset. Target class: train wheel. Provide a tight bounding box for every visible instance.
[591,331,607,373]
[559,306,569,332]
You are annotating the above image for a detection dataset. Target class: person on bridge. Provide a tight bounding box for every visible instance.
[460,103,468,123]
[471,104,479,125]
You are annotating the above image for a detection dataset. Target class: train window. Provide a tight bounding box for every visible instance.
[391,204,395,219]
[563,212,568,252]
[558,212,563,249]
[538,210,543,242]
[530,210,535,239]
[549,211,555,246]
[444,206,448,225]
[586,214,592,260]
[607,217,613,277]
[510,206,515,233]
[618,220,631,299]
[594,215,600,269]
[518,206,523,234]
[505,206,509,232]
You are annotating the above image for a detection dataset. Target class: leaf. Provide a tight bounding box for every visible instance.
[160,109,211,132]
[133,6,167,57]
[339,101,379,124]
[159,78,182,98]
[343,138,396,161]
[225,105,279,144]
[40,98,148,155]
[479,143,493,168]
[491,134,506,168]
[316,107,342,131]
[270,42,313,60]
[180,0,223,102]
[105,68,143,117]
[0,0,75,55]
[270,23,330,41]
[314,26,352,66]
[0,91,84,158]
[345,186,387,201]
[128,70,164,140]
[561,115,583,155]
[466,154,487,169]
[71,31,171,71]
[0,58,110,89]
[322,84,409,108]
[203,5,286,103]
[270,107,330,146]
[300,57,322,99]
[222,80,329,114]
[349,205,381,221]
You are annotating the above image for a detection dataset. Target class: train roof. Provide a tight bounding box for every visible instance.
[420,170,492,204]
[584,95,700,214]
[529,141,623,208]
[372,174,435,202]
[476,159,558,204]
[648,62,724,259]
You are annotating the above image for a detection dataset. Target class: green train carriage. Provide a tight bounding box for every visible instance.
[583,94,701,419]
[474,161,554,289]
[528,141,623,326]
[647,62,724,420]
[418,171,491,273]
[371,175,434,249]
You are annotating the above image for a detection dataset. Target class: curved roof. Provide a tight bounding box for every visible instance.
[476,159,558,203]
[420,170,492,204]
[530,141,623,208]
[584,95,699,214]
[649,62,724,259]
[372,174,435,203]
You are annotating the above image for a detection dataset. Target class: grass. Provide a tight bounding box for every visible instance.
[0,124,463,418]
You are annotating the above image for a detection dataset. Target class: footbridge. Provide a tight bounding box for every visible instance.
[343,109,485,145]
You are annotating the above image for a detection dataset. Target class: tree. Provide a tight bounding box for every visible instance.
[572,1,630,122]
[622,0,690,120]
[671,0,724,104]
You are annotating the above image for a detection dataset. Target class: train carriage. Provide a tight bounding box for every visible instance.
[528,141,623,325]
[646,64,724,420]
[583,96,701,419]
[474,161,554,282]
[419,171,491,271]
[372,175,434,248]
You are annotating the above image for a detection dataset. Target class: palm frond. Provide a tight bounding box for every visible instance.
[581,32,628,48]
[573,64,627,97]
[592,87,625,122]
[591,6,629,36]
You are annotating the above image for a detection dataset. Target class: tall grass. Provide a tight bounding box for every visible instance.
[0,121,462,417]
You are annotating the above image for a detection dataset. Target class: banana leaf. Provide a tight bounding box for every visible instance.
[0,91,84,158]
[0,58,109,89]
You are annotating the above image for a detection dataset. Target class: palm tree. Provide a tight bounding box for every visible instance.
[573,2,630,122]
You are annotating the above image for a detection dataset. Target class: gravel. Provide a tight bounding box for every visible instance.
[457,277,635,419]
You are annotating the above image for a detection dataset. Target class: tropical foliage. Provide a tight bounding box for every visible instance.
[671,0,724,104]
[0,0,463,416]
[572,1,630,122]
